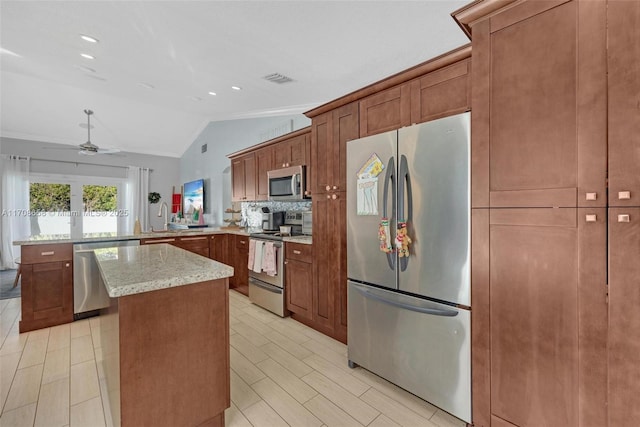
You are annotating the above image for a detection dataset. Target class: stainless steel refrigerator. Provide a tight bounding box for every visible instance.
[346,112,471,423]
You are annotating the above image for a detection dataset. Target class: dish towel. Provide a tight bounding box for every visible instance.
[262,242,278,276]
[253,241,265,273]
[248,239,256,269]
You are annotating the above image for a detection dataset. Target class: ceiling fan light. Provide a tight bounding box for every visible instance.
[80,53,95,60]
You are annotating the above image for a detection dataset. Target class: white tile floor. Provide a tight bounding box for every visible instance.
[0,291,466,427]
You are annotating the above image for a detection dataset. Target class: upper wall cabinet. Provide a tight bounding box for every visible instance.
[311,102,359,196]
[470,0,607,209]
[409,58,470,124]
[255,146,273,201]
[231,152,256,202]
[608,0,640,207]
[359,84,411,137]
[273,133,307,169]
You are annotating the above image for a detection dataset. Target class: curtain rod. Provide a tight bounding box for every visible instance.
[26,156,153,172]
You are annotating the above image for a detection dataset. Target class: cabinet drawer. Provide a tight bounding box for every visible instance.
[140,237,178,245]
[236,236,249,250]
[22,243,73,264]
[286,243,313,263]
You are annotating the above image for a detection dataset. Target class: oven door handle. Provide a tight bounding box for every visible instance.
[249,278,283,294]
[249,238,282,249]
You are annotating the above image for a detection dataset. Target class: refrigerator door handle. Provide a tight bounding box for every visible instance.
[398,155,412,271]
[383,156,396,271]
[354,285,458,317]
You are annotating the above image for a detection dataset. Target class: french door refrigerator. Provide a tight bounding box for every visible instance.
[346,112,471,423]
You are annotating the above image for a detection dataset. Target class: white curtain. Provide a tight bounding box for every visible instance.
[1,155,30,269]
[124,166,150,234]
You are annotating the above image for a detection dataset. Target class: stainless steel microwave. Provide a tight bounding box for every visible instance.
[267,165,306,201]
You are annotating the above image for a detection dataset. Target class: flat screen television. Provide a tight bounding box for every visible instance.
[183,179,205,215]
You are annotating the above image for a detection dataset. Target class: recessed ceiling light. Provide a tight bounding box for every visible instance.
[189,96,203,101]
[80,34,99,43]
[80,53,95,60]
[138,82,155,90]
[208,91,217,96]
[231,86,242,91]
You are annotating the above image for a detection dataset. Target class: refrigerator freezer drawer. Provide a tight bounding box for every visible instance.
[347,281,471,423]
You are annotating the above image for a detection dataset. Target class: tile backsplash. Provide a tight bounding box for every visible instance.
[240,201,311,228]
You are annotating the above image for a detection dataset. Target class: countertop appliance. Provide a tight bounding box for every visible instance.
[73,239,140,317]
[261,211,285,231]
[346,112,471,423]
[268,165,306,201]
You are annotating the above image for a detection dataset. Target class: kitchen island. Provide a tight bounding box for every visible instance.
[96,243,233,427]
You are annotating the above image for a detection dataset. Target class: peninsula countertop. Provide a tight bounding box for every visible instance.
[94,243,234,297]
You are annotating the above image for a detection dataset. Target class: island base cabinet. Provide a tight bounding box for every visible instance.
[101,279,230,427]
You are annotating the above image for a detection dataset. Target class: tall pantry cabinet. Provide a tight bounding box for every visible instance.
[607,0,640,425]
[454,0,638,425]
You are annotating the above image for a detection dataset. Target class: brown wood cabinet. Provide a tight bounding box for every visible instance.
[209,234,228,264]
[19,243,74,333]
[359,83,411,138]
[233,234,249,296]
[608,0,640,207]
[231,152,256,202]
[284,243,313,320]
[173,235,209,258]
[310,194,347,342]
[255,146,273,201]
[141,235,208,258]
[273,132,307,169]
[473,208,607,427]
[310,102,359,196]
[409,58,470,124]
[469,0,607,209]
[456,0,611,426]
[608,207,640,425]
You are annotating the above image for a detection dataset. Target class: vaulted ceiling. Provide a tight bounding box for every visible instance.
[0,1,469,158]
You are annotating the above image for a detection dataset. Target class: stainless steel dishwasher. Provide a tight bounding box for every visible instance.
[73,239,140,317]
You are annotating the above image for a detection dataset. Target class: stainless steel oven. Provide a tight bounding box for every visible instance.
[248,236,288,317]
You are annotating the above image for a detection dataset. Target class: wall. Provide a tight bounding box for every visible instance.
[0,137,180,231]
[179,115,311,226]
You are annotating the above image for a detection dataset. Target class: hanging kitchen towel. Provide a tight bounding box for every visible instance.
[253,241,264,273]
[262,242,278,276]
[248,239,256,269]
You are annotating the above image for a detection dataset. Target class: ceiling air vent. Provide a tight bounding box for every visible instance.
[263,73,294,84]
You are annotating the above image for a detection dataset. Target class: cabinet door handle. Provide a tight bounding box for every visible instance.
[585,192,597,201]
[325,185,331,191]
[332,185,338,190]
[65,263,70,267]
[240,241,246,245]
[618,214,630,223]
[293,250,301,255]
[41,251,55,256]
[332,194,338,200]
[618,191,631,200]
[284,260,288,265]
[327,195,331,199]
[585,214,597,222]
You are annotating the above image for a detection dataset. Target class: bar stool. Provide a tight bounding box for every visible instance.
[12,257,21,288]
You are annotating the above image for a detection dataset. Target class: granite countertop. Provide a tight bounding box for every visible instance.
[13,227,250,245]
[95,243,234,297]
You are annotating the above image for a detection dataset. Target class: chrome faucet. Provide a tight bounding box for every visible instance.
[157,202,169,231]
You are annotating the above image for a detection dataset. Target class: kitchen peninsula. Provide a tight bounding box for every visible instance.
[95,243,233,427]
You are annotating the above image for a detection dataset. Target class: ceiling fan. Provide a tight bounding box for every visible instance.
[77,109,120,155]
